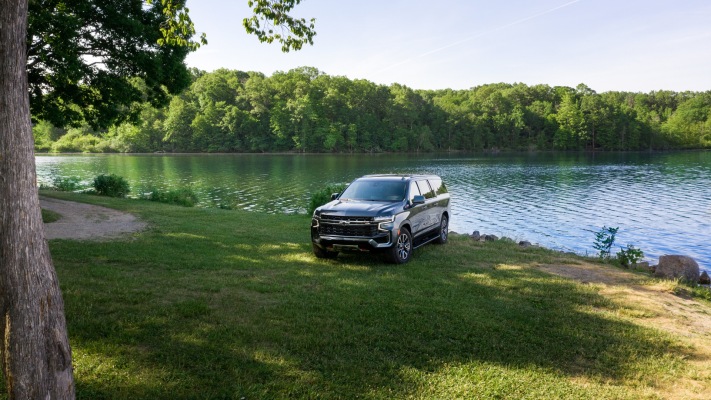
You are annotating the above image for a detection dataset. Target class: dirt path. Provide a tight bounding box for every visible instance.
[41,196,146,240]
[539,262,711,399]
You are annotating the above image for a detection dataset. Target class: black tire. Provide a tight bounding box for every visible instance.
[386,227,412,264]
[435,215,448,244]
[313,244,338,259]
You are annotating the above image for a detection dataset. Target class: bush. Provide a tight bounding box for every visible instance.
[142,188,199,207]
[93,174,130,197]
[308,183,348,215]
[617,244,644,268]
[51,176,85,192]
[592,226,618,260]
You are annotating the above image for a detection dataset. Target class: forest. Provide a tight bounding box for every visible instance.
[34,66,711,153]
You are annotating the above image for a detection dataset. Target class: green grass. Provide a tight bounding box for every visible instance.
[15,192,706,398]
[41,208,62,223]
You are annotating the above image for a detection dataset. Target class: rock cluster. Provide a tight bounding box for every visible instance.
[469,231,499,242]
[468,231,533,248]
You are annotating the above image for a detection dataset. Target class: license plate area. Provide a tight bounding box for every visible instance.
[332,244,361,252]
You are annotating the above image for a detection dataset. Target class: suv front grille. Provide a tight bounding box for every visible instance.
[319,215,374,223]
[318,215,378,237]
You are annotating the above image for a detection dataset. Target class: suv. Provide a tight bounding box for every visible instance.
[311,174,450,263]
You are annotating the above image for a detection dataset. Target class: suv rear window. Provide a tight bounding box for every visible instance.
[428,178,447,195]
[416,180,435,199]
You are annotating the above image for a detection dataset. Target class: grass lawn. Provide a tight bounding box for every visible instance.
[13,192,711,399]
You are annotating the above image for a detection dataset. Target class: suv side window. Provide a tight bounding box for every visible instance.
[428,178,447,196]
[408,181,421,202]
[416,180,435,199]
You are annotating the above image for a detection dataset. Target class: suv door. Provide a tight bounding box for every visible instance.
[415,180,439,233]
[427,177,448,223]
[407,180,427,235]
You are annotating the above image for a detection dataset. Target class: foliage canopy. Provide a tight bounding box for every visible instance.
[27,0,198,129]
[35,68,711,153]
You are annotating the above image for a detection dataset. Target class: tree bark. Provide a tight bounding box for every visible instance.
[0,0,75,398]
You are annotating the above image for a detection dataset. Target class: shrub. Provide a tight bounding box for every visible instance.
[308,183,348,215]
[142,188,199,207]
[592,226,618,260]
[617,244,644,268]
[52,176,84,192]
[93,174,130,197]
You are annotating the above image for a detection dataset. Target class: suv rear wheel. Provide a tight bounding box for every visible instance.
[386,227,412,264]
[436,215,448,244]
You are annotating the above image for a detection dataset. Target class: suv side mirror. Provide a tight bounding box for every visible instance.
[331,193,340,201]
[412,195,425,205]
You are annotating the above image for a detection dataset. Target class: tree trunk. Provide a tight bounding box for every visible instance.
[0,0,75,398]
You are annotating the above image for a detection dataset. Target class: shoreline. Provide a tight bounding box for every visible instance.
[450,230,711,278]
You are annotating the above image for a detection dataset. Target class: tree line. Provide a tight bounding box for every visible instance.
[34,66,711,153]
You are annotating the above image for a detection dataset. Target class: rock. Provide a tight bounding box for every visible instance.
[469,231,481,241]
[654,255,700,283]
[484,234,498,242]
[519,240,532,248]
[700,271,711,285]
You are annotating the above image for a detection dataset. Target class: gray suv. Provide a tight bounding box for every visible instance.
[311,174,451,263]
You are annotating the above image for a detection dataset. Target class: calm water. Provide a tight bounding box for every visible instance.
[36,152,711,270]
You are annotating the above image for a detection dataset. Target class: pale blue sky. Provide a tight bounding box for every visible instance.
[185,0,711,92]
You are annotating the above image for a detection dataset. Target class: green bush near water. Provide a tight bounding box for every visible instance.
[39,176,85,192]
[308,183,348,215]
[93,174,130,197]
[55,176,84,191]
[141,188,199,207]
[617,244,645,267]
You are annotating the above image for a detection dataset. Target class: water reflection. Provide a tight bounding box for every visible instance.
[36,152,711,270]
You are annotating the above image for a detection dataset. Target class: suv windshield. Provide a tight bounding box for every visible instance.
[340,180,407,202]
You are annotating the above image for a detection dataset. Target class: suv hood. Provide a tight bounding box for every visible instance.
[317,200,404,218]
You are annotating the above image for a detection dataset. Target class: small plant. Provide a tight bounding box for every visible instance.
[93,174,130,197]
[142,188,199,207]
[617,244,644,268]
[592,226,618,260]
[308,183,347,215]
[55,176,85,191]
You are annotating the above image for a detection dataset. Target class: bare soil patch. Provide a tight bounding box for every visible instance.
[41,196,146,240]
[539,261,711,399]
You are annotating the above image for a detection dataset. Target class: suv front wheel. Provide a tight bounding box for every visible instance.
[386,227,412,264]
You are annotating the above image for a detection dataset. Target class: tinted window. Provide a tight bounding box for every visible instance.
[408,181,421,202]
[416,180,435,199]
[428,178,447,195]
[340,180,407,202]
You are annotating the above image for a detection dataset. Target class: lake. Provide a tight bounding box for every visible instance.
[36,152,711,271]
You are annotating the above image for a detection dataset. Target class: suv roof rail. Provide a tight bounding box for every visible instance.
[362,174,438,179]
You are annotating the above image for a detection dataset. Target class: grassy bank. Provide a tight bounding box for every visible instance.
[18,193,711,398]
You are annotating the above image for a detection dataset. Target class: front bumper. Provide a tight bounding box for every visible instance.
[311,217,395,252]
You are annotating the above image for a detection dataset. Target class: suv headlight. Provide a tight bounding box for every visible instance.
[375,215,395,231]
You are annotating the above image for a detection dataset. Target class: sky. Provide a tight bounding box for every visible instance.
[184,0,711,93]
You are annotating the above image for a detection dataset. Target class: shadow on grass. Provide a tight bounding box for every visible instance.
[49,205,683,399]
